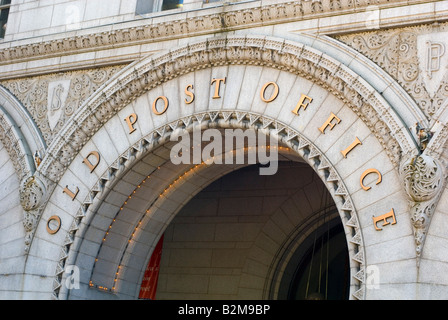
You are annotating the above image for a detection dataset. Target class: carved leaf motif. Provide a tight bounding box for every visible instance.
[0,66,124,144]
[399,153,445,262]
[335,26,448,119]
[401,154,442,202]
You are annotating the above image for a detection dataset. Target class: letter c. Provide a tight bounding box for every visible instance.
[360,168,382,191]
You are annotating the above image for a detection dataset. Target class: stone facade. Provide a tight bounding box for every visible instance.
[1,0,448,300]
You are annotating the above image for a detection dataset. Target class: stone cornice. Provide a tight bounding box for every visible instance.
[0,0,443,73]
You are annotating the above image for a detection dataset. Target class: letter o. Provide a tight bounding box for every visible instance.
[152,96,169,115]
[260,82,279,103]
[47,215,61,235]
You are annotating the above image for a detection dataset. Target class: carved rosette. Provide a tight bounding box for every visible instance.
[399,153,445,263]
[19,175,47,252]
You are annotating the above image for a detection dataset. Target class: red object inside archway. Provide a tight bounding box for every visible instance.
[138,235,164,300]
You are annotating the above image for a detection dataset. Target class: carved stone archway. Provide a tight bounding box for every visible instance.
[0,85,45,181]
[0,86,46,251]
[22,35,424,300]
[55,113,366,300]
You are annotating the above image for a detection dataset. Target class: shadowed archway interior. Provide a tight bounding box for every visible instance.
[155,161,348,300]
[63,123,357,300]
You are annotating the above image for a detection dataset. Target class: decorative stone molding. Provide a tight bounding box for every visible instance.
[36,36,415,188]
[0,107,34,181]
[1,66,124,144]
[53,110,366,300]
[399,153,446,264]
[335,23,448,122]
[0,0,433,68]
[19,175,48,252]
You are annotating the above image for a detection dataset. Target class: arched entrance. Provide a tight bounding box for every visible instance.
[51,114,368,300]
[278,218,349,300]
[22,35,420,300]
[153,160,348,300]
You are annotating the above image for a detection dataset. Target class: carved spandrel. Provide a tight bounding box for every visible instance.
[0,66,124,145]
[335,25,448,120]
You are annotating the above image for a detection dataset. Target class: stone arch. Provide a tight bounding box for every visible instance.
[26,34,420,300]
[0,85,45,181]
[35,34,419,184]
[0,86,46,298]
[55,115,365,300]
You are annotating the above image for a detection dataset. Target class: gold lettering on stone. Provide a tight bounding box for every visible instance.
[46,215,61,235]
[373,209,397,231]
[82,151,101,173]
[319,112,341,134]
[260,82,279,103]
[341,137,362,158]
[185,84,195,104]
[152,96,169,115]
[360,168,382,191]
[211,78,226,99]
[292,94,313,116]
[124,113,138,134]
[63,186,79,201]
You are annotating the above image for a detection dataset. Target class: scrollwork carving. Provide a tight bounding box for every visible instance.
[1,66,123,145]
[20,176,46,211]
[19,175,48,252]
[336,24,448,121]
[400,153,445,263]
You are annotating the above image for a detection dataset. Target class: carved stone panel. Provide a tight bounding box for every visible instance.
[399,153,445,264]
[0,66,124,144]
[335,23,448,122]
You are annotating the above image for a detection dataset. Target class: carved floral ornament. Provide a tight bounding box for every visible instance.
[399,152,446,264]
[1,66,125,144]
[35,36,414,185]
[335,23,448,122]
[19,175,47,250]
